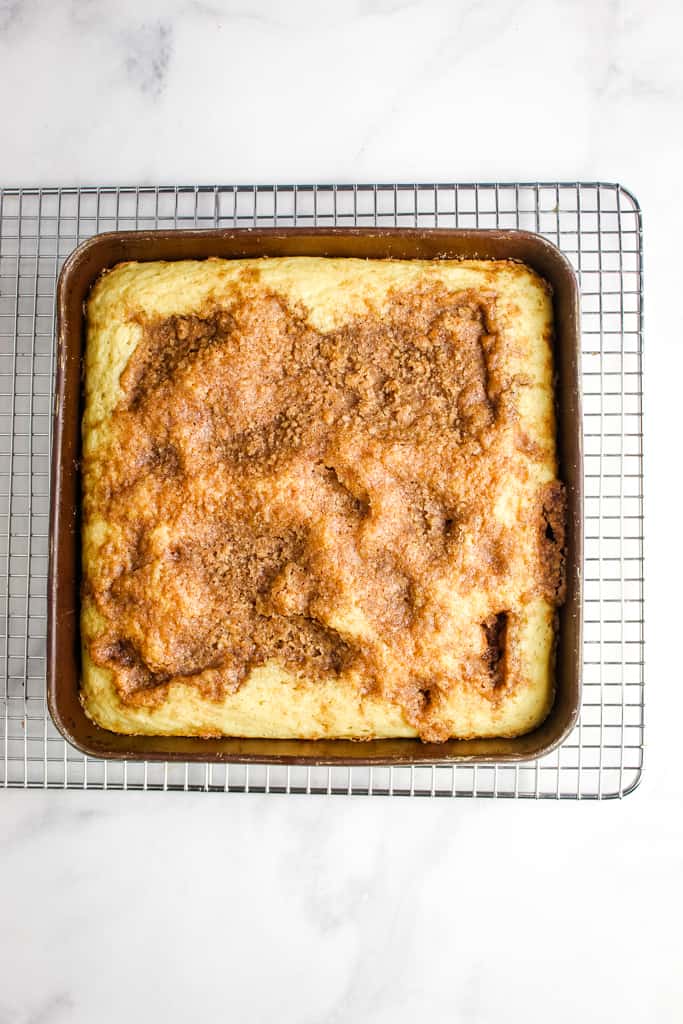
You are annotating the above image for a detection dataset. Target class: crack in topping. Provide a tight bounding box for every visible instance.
[481,612,508,689]
[538,481,567,605]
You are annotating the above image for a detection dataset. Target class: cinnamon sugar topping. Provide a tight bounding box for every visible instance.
[84,278,565,741]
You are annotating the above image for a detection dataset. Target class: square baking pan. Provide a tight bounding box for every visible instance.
[48,227,583,765]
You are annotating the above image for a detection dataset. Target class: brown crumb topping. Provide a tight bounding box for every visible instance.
[84,273,565,741]
[538,480,567,605]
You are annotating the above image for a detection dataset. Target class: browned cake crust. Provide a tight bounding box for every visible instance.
[83,262,566,742]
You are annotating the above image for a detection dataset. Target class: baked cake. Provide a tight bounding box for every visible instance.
[80,256,566,742]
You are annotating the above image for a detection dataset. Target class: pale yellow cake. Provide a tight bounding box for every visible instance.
[80,256,565,741]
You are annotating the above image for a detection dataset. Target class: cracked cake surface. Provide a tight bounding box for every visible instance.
[80,256,565,741]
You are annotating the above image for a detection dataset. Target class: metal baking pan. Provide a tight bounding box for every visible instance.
[48,228,583,765]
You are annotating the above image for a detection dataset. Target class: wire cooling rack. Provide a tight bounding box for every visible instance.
[0,182,644,798]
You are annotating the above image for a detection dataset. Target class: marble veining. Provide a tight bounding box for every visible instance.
[123,20,173,98]
[0,0,23,34]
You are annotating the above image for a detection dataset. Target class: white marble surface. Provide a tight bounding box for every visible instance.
[1,1,681,1021]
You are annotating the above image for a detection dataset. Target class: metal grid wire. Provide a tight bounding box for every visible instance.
[0,182,644,797]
